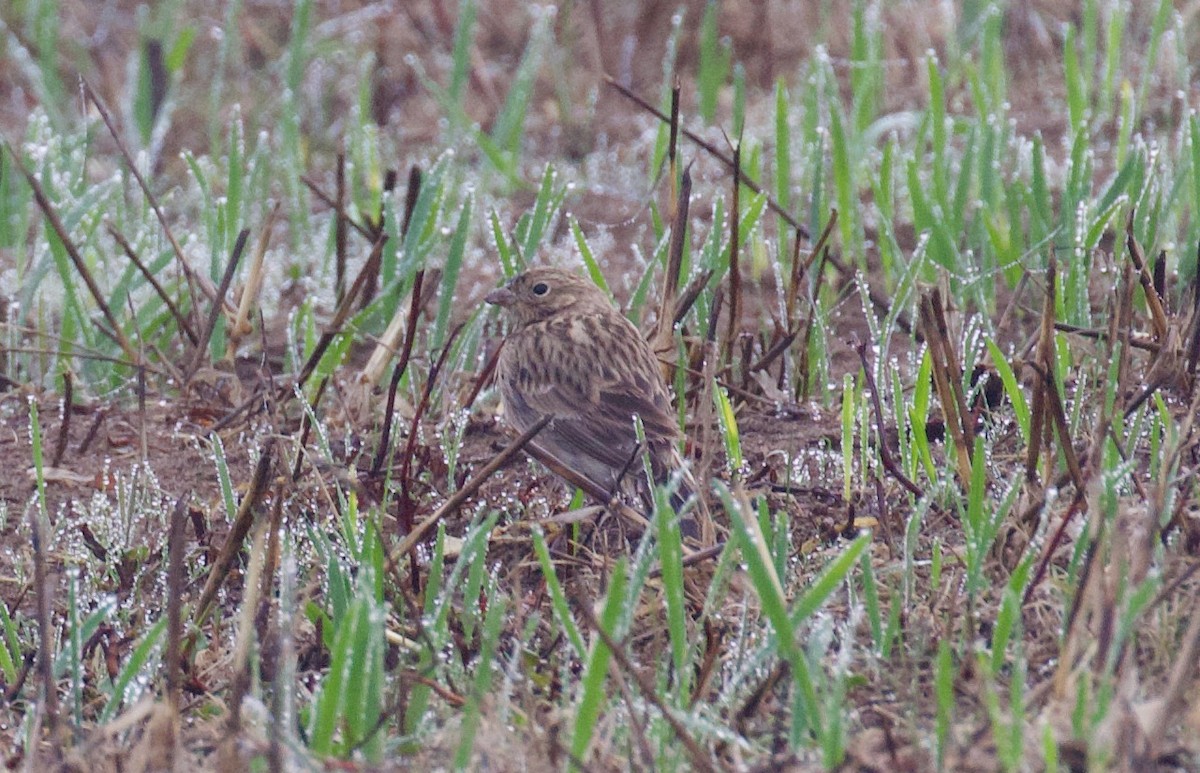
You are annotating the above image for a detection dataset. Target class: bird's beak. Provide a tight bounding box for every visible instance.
[486,285,516,306]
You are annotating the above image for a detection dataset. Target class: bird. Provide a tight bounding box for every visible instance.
[486,266,697,526]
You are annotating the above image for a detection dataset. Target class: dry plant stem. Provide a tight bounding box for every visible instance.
[1052,325,1161,353]
[4,652,35,703]
[291,377,329,482]
[257,482,286,641]
[853,336,923,501]
[301,173,373,239]
[1029,361,1086,491]
[1022,490,1088,606]
[575,603,719,773]
[30,506,61,750]
[796,247,832,398]
[289,232,388,397]
[1025,255,1056,482]
[607,656,657,770]
[8,145,140,364]
[786,210,837,332]
[931,290,974,448]
[672,268,714,326]
[387,415,551,565]
[746,329,796,375]
[1147,582,1200,754]
[667,80,681,215]
[205,386,270,437]
[688,621,722,711]
[370,268,428,477]
[360,169,425,385]
[461,339,504,414]
[225,519,269,741]
[918,292,971,484]
[1186,242,1200,376]
[1152,249,1167,304]
[696,290,723,489]
[653,164,691,383]
[395,323,463,550]
[50,372,72,468]
[398,321,463,494]
[165,495,188,711]
[107,224,199,346]
[335,152,348,303]
[726,141,741,358]
[400,165,421,236]
[735,660,788,733]
[604,77,916,335]
[188,439,275,654]
[82,83,223,322]
[604,75,808,241]
[186,228,250,380]
[228,202,280,354]
[1125,209,1169,341]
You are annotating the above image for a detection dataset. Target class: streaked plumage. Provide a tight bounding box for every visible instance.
[486,267,687,507]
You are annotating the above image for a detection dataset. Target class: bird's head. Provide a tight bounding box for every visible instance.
[485,267,611,326]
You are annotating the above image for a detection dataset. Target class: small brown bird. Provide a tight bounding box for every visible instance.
[486,267,694,515]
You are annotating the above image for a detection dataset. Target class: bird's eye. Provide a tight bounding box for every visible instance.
[532,282,549,296]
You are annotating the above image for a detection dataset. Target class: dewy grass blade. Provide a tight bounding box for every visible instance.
[0,603,18,685]
[716,483,820,740]
[433,194,471,353]
[448,0,477,109]
[454,585,507,768]
[100,618,167,723]
[570,559,628,763]
[532,529,586,659]
[655,484,689,692]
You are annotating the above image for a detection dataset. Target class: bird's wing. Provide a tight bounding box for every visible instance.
[506,315,680,484]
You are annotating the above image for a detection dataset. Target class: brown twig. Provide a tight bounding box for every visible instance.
[726,139,742,359]
[107,224,199,346]
[288,232,388,397]
[301,173,373,240]
[672,268,714,326]
[654,163,692,383]
[30,505,61,749]
[796,246,832,399]
[1024,255,1058,483]
[853,336,923,501]
[188,439,276,653]
[1125,209,1169,341]
[388,415,552,564]
[395,323,464,562]
[604,75,807,242]
[186,228,250,379]
[50,372,72,468]
[83,82,218,326]
[604,77,912,333]
[291,377,329,482]
[919,290,972,484]
[575,603,718,773]
[228,202,280,355]
[787,210,837,333]
[165,494,188,711]
[371,268,428,478]
[7,144,140,364]
[1186,239,1200,377]
[668,79,680,216]
[335,152,348,303]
